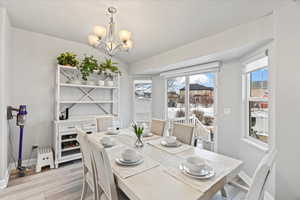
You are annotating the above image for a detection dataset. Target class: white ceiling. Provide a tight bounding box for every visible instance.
[0,0,290,64]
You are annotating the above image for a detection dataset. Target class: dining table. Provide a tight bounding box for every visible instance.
[88,129,243,200]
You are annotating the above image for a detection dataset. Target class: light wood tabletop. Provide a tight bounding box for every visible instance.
[89,129,243,200]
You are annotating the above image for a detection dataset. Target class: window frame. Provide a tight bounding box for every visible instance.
[164,71,219,151]
[132,77,153,125]
[243,56,269,149]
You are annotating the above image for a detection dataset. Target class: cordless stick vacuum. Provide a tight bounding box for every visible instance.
[7,105,28,177]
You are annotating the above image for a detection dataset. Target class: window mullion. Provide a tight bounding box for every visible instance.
[185,76,190,123]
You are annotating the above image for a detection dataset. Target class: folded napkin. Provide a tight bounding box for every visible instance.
[163,161,226,193]
[147,138,193,154]
[107,146,160,179]
[142,134,161,142]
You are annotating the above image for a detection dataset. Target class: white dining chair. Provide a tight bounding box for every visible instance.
[89,140,129,200]
[172,123,195,145]
[226,148,277,200]
[76,128,96,200]
[193,122,214,151]
[150,119,166,136]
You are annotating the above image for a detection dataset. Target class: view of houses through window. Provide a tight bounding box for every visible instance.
[246,56,269,144]
[167,76,186,119]
[133,80,152,127]
[167,73,215,138]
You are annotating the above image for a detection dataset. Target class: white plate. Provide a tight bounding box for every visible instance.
[161,140,182,148]
[182,162,210,176]
[115,156,144,166]
[101,141,116,148]
[142,133,153,137]
[179,164,215,179]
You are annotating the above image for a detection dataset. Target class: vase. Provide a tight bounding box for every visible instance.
[98,80,105,86]
[106,80,114,87]
[135,135,144,148]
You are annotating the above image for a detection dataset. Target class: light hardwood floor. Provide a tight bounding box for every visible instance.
[0,161,245,200]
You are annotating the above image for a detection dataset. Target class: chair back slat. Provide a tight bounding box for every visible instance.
[76,128,93,172]
[90,141,118,200]
[172,123,194,145]
[150,119,166,136]
[246,148,277,200]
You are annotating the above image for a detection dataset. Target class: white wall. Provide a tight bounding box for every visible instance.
[0,7,11,187]
[9,28,132,161]
[217,61,242,159]
[130,15,273,74]
[274,3,300,199]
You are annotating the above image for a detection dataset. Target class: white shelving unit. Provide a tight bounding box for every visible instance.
[53,65,120,167]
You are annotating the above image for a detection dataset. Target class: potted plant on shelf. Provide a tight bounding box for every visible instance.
[99,58,121,87]
[57,52,79,67]
[78,55,98,85]
[131,122,144,148]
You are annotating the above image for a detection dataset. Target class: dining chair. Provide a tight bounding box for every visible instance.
[76,128,96,200]
[172,123,194,145]
[150,119,166,136]
[89,140,129,200]
[227,148,277,200]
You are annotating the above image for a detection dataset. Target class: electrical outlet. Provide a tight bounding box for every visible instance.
[32,145,38,150]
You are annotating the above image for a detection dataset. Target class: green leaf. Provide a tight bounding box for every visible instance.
[78,55,99,80]
[57,52,79,67]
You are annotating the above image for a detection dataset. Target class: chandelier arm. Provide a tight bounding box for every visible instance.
[89,6,132,57]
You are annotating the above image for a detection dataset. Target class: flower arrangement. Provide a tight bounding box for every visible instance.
[131,122,144,147]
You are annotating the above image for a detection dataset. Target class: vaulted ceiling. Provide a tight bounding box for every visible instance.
[0,0,291,63]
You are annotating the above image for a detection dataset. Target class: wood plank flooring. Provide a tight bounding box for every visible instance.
[0,161,245,200]
[0,161,93,200]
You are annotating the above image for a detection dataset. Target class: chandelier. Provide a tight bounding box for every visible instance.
[88,7,133,57]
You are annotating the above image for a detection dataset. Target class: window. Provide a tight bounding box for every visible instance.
[244,56,269,145]
[167,76,186,120]
[166,72,217,142]
[133,79,152,126]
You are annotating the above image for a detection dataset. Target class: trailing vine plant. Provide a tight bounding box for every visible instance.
[78,55,98,81]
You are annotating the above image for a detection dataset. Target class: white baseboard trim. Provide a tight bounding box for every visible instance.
[0,170,9,189]
[239,170,274,200]
[8,158,37,171]
[0,159,37,190]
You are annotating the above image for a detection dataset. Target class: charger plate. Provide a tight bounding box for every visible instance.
[179,163,215,179]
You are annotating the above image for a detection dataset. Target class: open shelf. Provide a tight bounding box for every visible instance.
[60,83,118,89]
[61,138,77,142]
[61,146,80,152]
[61,149,81,158]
